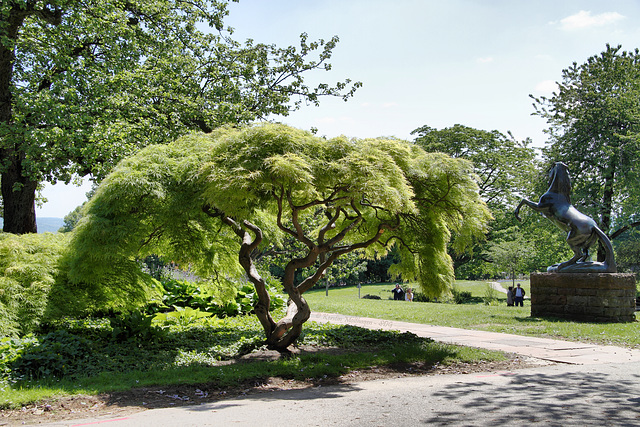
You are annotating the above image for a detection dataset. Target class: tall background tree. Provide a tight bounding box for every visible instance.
[65,124,491,351]
[0,0,359,233]
[532,44,640,259]
[412,124,539,277]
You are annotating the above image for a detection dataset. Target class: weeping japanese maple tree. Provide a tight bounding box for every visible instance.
[67,124,490,351]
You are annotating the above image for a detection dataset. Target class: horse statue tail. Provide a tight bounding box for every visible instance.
[593,226,617,273]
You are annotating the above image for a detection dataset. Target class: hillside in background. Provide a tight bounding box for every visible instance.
[0,217,64,233]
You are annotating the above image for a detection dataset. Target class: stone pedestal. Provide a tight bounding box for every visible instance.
[530,272,637,322]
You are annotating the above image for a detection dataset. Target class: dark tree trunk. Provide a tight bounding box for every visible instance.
[1,5,38,234]
[597,166,615,262]
[1,160,38,234]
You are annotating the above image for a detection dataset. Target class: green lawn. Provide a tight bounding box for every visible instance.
[305,281,640,349]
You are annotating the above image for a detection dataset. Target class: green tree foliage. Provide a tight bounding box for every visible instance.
[0,1,360,234]
[67,124,491,351]
[614,228,640,277]
[0,232,69,336]
[483,228,535,286]
[532,44,640,248]
[412,124,537,278]
[412,124,537,210]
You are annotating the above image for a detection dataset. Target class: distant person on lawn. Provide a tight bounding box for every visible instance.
[405,287,414,302]
[507,286,514,306]
[514,283,525,307]
[392,283,405,300]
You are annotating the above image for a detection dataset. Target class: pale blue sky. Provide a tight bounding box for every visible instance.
[38,1,640,217]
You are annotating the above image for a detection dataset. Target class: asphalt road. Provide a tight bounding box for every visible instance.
[48,361,640,426]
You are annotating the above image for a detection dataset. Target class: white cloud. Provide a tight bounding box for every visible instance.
[559,10,625,31]
[534,80,558,95]
[477,57,494,64]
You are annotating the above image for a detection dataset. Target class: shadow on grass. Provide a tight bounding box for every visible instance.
[513,315,627,325]
[4,323,469,412]
[94,337,463,413]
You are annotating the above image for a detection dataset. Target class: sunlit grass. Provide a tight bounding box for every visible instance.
[305,281,639,348]
[326,280,530,300]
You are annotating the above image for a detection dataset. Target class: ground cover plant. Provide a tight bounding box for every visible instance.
[0,314,506,411]
[305,281,640,348]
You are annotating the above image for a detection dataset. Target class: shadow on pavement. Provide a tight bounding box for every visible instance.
[424,370,640,425]
[182,383,364,413]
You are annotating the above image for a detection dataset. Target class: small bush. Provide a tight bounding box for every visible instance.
[108,310,165,342]
[413,292,431,302]
[5,330,99,380]
[451,287,473,304]
[483,284,499,305]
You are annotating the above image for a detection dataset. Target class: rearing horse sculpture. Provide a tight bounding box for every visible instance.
[515,162,616,273]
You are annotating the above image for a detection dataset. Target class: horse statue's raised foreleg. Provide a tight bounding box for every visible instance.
[515,199,543,222]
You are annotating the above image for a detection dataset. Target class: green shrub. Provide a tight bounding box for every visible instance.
[413,292,431,302]
[155,278,286,318]
[0,233,69,337]
[5,330,99,380]
[451,287,473,304]
[483,284,499,305]
[108,310,166,342]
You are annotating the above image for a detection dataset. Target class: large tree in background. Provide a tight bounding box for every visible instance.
[66,124,491,351]
[412,124,537,277]
[412,124,537,210]
[0,1,359,234]
[532,44,640,254]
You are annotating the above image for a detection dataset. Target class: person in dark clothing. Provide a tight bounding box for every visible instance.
[392,283,404,300]
[514,283,525,307]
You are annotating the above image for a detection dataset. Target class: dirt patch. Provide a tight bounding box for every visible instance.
[0,347,547,426]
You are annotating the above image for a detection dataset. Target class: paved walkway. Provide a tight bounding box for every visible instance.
[309,312,640,365]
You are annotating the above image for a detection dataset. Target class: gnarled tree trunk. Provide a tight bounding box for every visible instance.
[219,215,314,352]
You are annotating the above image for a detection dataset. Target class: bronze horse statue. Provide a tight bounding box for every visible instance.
[515,162,616,273]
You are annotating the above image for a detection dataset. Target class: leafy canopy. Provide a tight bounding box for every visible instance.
[411,124,537,279]
[68,124,491,308]
[0,0,359,233]
[412,124,537,210]
[532,44,640,238]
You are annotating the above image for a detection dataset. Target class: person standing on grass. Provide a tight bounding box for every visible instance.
[507,286,514,306]
[392,283,404,300]
[514,283,525,307]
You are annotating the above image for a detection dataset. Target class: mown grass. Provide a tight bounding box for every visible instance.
[306,281,640,348]
[0,317,505,408]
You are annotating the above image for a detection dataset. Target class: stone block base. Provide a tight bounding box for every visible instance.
[531,272,637,322]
